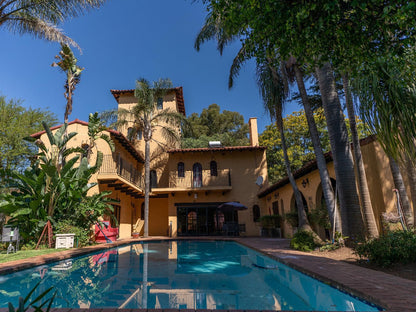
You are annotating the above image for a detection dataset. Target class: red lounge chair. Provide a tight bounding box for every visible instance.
[95,221,118,243]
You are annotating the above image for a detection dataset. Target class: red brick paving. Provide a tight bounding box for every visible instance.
[1,236,415,311]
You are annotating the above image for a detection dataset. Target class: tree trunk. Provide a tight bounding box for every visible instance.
[276,111,312,232]
[404,154,416,226]
[342,73,379,238]
[144,139,150,237]
[315,63,364,238]
[293,63,342,234]
[390,157,414,227]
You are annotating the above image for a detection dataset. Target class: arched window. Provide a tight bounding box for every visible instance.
[127,127,133,140]
[177,162,185,178]
[210,160,217,176]
[150,170,157,189]
[193,163,202,187]
[137,130,143,140]
[253,205,260,222]
[157,97,163,110]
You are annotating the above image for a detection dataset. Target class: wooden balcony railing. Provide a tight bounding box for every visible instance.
[167,169,231,188]
[98,155,143,189]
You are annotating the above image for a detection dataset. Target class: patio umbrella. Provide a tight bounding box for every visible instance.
[218,202,248,212]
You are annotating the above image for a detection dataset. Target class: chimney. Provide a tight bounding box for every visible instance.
[249,117,259,146]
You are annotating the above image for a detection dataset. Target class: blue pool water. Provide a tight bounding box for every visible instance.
[0,240,380,311]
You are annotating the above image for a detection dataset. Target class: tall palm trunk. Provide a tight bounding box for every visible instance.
[390,157,414,227]
[144,139,150,237]
[404,154,416,225]
[276,111,312,231]
[315,63,364,238]
[293,63,342,233]
[342,73,379,238]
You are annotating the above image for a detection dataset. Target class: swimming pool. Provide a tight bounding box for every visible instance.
[0,240,381,311]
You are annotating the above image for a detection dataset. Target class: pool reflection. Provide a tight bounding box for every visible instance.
[0,241,380,311]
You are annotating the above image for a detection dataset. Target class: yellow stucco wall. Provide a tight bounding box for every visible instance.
[157,148,269,237]
[259,139,414,238]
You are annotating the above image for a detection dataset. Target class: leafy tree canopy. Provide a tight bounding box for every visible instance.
[260,108,370,183]
[202,1,416,72]
[182,103,249,148]
[0,95,57,173]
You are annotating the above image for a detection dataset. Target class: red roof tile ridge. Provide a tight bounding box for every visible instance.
[31,119,88,138]
[168,145,266,153]
[30,119,144,163]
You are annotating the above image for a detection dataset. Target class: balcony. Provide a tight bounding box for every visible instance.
[153,169,232,193]
[97,155,143,196]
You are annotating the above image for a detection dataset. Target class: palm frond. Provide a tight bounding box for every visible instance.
[6,13,79,49]
[228,43,250,89]
[256,57,289,120]
[194,11,238,55]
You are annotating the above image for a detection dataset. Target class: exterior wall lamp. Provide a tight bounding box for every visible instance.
[301,178,309,188]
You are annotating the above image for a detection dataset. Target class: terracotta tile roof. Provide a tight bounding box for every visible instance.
[31,119,144,163]
[257,134,377,198]
[257,152,333,198]
[30,119,88,138]
[110,87,186,116]
[168,146,266,153]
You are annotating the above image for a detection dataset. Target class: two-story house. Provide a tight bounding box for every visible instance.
[32,87,269,239]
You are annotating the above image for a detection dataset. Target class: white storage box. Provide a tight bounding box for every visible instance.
[55,233,75,249]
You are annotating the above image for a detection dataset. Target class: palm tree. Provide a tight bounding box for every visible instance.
[52,44,84,124]
[256,57,314,233]
[292,62,342,234]
[196,3,367,239]
[389,157,413,228]
[115,78,185,237]
[352,57,416,227]
[315,63,365,238]
[195,14,321,236]
[342,73,378,238]
[0,0,106,48]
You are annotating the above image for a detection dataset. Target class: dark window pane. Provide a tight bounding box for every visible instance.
[253,205,260,222]
[157,97,163,110]
[178,162,185,178]
[210,161,217,176]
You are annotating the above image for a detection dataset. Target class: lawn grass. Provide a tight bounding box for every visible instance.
[0,248,64,263]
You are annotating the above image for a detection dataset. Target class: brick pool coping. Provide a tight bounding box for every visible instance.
[0,236,415,312]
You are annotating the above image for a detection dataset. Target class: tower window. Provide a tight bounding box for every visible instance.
[157,97,163,110]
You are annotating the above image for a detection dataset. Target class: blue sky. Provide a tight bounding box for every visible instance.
[0,0,300,134]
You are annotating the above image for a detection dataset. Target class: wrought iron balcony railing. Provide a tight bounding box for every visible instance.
[98,155,143,189]
[167,169,231,189]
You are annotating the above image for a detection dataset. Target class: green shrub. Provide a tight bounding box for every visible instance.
[307,205,331,229]
[319,232,347,251]
[354,230,416,267]
[290,230,318,252]
[54,220,91,247]
[284,210,299,227]
[259,214,282,228]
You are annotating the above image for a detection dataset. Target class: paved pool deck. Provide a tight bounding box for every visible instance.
[0,236,415,312]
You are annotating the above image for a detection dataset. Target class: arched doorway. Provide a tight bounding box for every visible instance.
[150,170,157,189]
